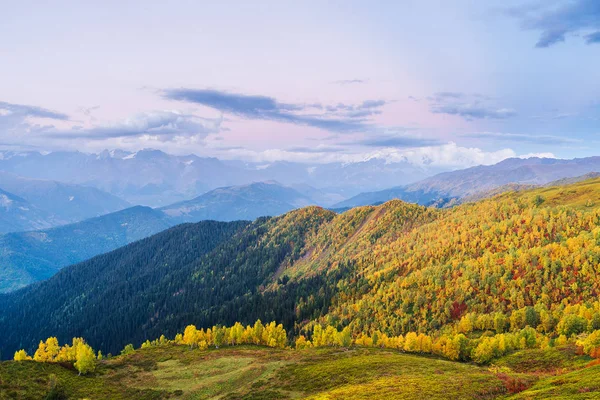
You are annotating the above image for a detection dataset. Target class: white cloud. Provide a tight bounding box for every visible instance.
[518,152,556,159]
[208,142,529,170]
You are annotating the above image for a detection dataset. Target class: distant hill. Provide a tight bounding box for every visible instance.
[333,187,442,209]
[0,206,174,292]
[160,181,315,222]
[335,157,600,208]
[0,172,130,233]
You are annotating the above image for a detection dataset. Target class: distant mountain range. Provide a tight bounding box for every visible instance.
[0,149,433,207]
[335,156,600,208]
[0,173,130,234]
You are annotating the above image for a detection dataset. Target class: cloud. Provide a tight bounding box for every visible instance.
[462,131,580,145]
[434,92,463,99]
[0,101,69,121]
[0,101,70,145]
[585,31,600,44]
[286,145,347,153]
[519,152,557,159]
[331,79,367,85]
[428,92,516,120]
[78,105,100,116]
[215,142,528,169]
[507,0,600,47]
[163,88,386,133]
[432,104,516,119]
[343,134,442,148]
[46,111,220,140]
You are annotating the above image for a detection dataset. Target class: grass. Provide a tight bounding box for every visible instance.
[508,363,600,399]
[494,344,593,374]
[1,345,598,399]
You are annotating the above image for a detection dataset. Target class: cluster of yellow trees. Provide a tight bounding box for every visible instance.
[14,318,600,370]
[12,320,287,375]
[13,337,98,375]
[298,322,600,364]
[120,320,289,356]
[169,320,287,350]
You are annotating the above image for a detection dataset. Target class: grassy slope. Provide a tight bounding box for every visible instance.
[510,363,600,399]
[0,346,508,400]
[2,344,598,400]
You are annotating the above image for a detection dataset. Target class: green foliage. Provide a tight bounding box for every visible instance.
[120,344,135,356]
[533,194,546,207]
[557,314,588,337]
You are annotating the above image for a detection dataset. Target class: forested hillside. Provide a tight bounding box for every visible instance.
[0,220,249,356]
[2,178,600,364]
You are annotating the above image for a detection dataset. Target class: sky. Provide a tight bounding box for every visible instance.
[1,0,599,169]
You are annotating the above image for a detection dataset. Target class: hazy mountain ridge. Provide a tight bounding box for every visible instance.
[0,149,433,207]
[0,188,57,234]
[335,156,600,208]
[0,171,131,234]
[160,181,316,223]
[0,172,130,223]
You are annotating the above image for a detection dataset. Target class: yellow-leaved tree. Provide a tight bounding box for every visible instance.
[183,324,199,348]
[74,342,96,375]
[33,337,60,362]
[13,349,32,361]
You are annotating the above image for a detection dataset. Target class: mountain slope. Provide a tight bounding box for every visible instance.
[0,219,255,354]
[405,156,600,198]
[160,181,315,222]
[0,346,521,399]
[2,178,600,359]
[0,206,174,292]
[335,156,600,208]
